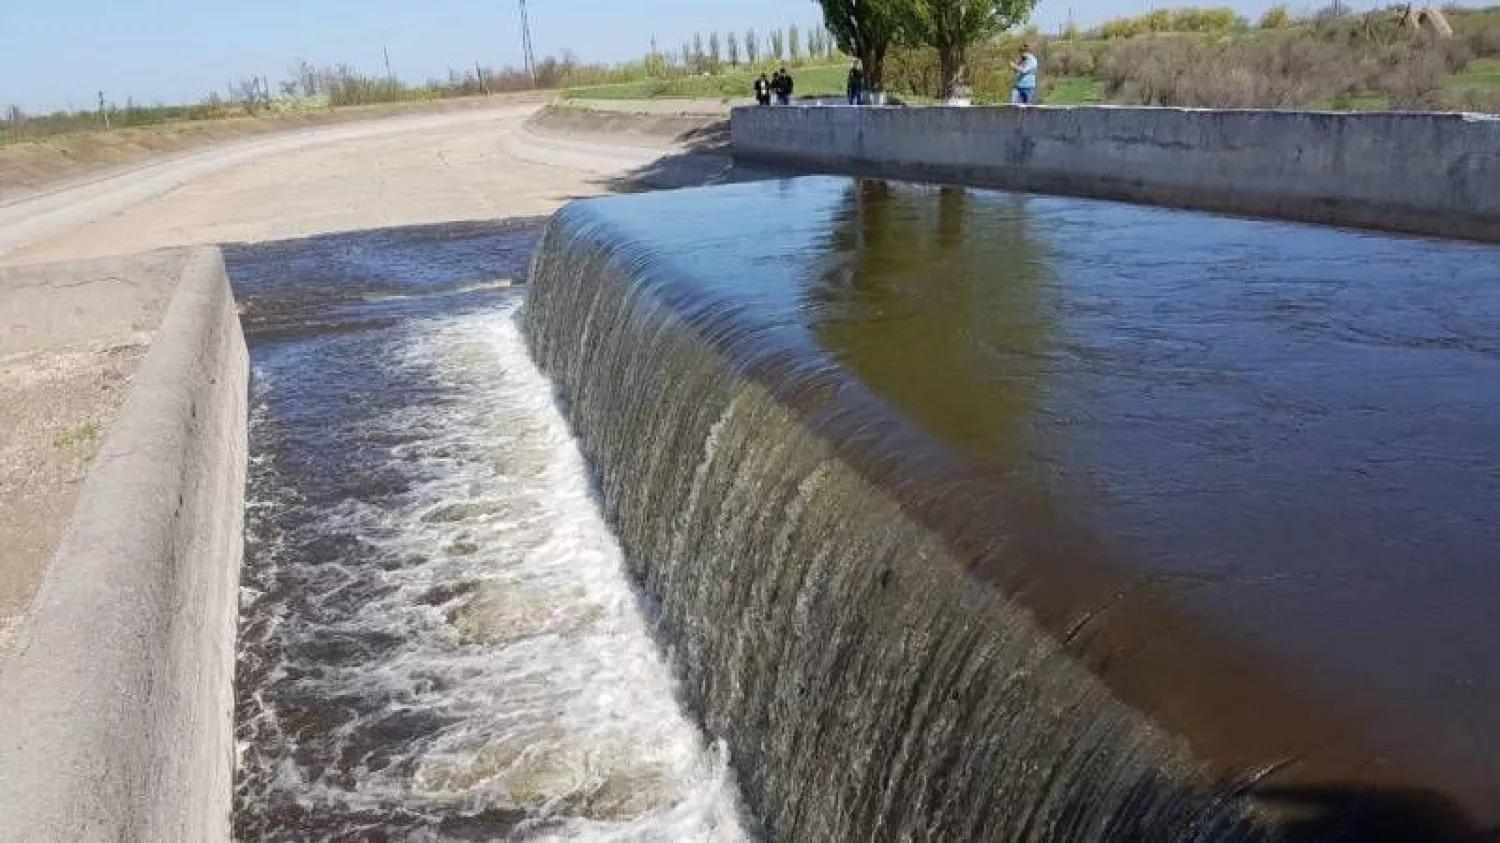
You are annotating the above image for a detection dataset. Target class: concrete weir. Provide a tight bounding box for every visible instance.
[0,248,247,841]
[731,105,1500,241]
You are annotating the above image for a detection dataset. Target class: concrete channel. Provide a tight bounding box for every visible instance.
[0,102,1495,839]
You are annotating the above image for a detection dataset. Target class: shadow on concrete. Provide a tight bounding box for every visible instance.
[596,131,790,194]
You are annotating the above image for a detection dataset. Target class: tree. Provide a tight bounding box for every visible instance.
[728,31,741,65]
[817,0,909,92]
[710,31,723,67]
[770,28,786,61]
[746,28,760,64]
[905,0,1038,99]
[681,41,694,71]
[790,24,803,61]
[694,32,706,71]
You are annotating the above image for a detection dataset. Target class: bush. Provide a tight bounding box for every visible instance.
[1096,29,1461,109]
[1449,84,1500,113]
[1092,6,1247,38]
[1046,40,1097,76]
[1259,5,1293,29]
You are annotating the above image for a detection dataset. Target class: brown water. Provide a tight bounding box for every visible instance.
[524,176,1500,840]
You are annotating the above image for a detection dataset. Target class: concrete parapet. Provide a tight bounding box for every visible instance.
[0,248,248,841]
[732,105,1500,241]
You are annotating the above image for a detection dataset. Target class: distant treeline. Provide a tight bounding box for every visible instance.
[1,22,836,145]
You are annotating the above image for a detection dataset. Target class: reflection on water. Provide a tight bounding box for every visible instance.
[807,182,1053,471]
[526,176,1500,836]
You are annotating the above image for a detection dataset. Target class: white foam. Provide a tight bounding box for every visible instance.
[240,301,751,840]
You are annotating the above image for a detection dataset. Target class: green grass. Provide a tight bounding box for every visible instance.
[1041,75,1104,104]
[563,64,849,102]
[1451,57,1500,88]
[52,422,98,450]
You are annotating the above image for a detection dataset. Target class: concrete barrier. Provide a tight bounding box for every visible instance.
[732,105,1500,241]
[0,248,248,841]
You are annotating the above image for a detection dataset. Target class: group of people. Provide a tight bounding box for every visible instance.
[751,43,1040,108]
[753,68,795,106]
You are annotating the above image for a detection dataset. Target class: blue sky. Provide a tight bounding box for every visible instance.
[2,0,1344,112]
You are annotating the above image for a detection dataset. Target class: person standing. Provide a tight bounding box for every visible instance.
[774,66,794,105]
[846,58,865,106]
[1010,43,1039,105]
[754,73,772,106]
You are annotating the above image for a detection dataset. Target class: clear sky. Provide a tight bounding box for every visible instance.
[2,0,1339,113]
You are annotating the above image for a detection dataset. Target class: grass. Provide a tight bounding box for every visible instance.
[52,422,98,450]
[564,64,849,102]
[1041,76,1104,105]
[1453,57,1500,86]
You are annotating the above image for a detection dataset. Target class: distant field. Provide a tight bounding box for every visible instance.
[564,65,849,102]
[1453,57,1500,88]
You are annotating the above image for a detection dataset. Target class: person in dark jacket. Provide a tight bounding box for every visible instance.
[773,67,794,105]
[754,73,771,106]
[846,58,865,105]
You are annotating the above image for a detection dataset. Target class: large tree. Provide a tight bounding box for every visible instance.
[815,0,909,92]
[905,0,1037,99]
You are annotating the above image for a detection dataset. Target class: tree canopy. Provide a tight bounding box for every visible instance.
[816,0,911,91]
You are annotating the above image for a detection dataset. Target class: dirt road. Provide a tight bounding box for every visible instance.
[0,103,704,265]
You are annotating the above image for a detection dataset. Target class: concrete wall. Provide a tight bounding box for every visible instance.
[0,248,248,842]
[732,105,1500,241]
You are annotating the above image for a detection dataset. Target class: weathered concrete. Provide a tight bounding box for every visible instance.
[732,105,1500,241]
[0,250,188,653]
[0,248,247,842]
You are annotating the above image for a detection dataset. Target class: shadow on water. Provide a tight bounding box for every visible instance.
[223,217,548,340]
[1255,784,1499,843]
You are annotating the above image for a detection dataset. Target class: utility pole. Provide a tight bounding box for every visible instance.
[519,0,537,86]
[383,45,393,81]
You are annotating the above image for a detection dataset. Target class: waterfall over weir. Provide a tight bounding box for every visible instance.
[524,178,1500,842]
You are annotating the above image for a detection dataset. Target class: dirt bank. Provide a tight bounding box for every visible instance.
[0,93,546,204]
[526,104,728,149]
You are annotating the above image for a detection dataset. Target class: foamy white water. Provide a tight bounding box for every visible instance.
[237,298,751,841]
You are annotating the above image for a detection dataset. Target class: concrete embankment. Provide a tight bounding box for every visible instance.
[732,105,1500,241]
[0,248,247,841]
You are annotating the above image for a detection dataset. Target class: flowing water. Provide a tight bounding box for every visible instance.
[228,221,750,841]
[228,179,1500,842]
[524,178,1500,841]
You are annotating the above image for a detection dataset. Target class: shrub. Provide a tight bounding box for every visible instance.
[1096,29,1459,109]
[1259,5,1293,29]
[1045,40,1097,76]
[1092,6,1246,38]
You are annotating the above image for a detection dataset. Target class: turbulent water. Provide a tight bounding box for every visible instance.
[226,181,1499,842]
[229,222,749,841]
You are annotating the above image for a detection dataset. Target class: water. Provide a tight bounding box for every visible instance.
[228,221,750,841]
[524,178,1500,841]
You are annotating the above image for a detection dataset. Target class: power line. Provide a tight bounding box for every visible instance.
[519,0,537,86]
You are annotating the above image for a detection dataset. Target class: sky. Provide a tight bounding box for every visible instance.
[2,0,1346,113]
